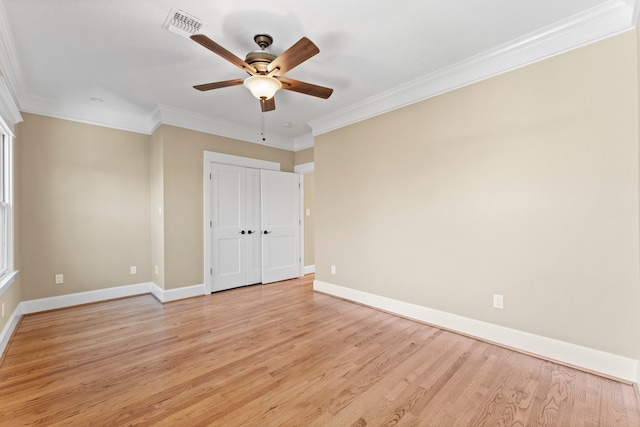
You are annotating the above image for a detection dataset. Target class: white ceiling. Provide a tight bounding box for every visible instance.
[0,0,637,151]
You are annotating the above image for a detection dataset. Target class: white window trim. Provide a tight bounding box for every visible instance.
[0,113,16,296]
[0,270,18,298]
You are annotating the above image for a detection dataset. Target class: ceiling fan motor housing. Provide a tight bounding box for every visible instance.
[245,50,276,74]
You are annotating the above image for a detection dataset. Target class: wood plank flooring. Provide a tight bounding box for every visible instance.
[1,274,638,426]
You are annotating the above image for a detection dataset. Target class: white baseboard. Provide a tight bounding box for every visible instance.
[314,280,638,383]
[150,282,205,303]
[0,281,208,362]
[0,303,22,360]
[304,265,315,275]
[20,282,154,314]
[19,281,207,314]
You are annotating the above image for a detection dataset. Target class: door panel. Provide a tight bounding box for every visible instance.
[266,235,298,269]
[217,238,241,276]
[261,170,301,284]
[212,163,246,291]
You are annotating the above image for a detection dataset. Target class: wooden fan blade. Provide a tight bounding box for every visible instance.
[261,97,276,112]
[278,77,333,99]
[193,79,244,91]
[267,37,319,76]
[190,34,256,75]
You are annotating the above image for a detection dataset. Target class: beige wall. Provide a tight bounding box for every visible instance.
[295,147,314,165]
[157,125,295,289]
[0,279,20,331]
[17,113,151,300]
[315,31,640,359]
[150,128,165,289]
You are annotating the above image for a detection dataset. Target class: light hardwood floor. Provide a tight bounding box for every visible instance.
[1,274,638,426]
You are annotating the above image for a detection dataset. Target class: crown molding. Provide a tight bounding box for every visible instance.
[0,77,22,130]
[16,95,297,150]
[309,0,634,137]
[19,94,156,135]
[293,133,314,151]
[155,104,293,151]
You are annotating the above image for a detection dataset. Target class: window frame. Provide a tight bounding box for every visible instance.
[0,114,15,294]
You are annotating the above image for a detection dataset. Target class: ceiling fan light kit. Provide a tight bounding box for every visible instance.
[244,75,282,100]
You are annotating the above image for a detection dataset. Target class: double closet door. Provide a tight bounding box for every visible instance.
[210,163,301,292]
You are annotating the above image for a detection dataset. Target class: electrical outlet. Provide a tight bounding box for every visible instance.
[55,274,64,284]
[331,265,336,275]
[154,265,159,275]
[1,302,4,318]
[493,294,504,309]
[130,266,137,275]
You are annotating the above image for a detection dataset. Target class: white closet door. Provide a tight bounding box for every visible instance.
[261,170,301,284]
[245,168,262,285]
[211,163,246,291]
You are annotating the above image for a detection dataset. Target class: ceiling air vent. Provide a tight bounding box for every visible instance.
[162,8,205,38]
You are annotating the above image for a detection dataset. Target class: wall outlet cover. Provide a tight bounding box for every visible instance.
[493,294,504,309]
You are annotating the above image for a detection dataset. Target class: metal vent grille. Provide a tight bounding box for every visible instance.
[162,8,204,37]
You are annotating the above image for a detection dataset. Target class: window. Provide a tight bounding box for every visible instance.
[0,121,12,280]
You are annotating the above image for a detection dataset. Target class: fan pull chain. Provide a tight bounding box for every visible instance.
[261,110,266,142]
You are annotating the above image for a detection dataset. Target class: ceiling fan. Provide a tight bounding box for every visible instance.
[191,33,333,112]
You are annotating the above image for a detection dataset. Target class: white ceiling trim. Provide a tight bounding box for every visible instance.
[0,77,21,130]
[17,93,298,150]
[293,133,314,152]
[156,104,293,151]
[19,94,157,135]
[309,0,634,137]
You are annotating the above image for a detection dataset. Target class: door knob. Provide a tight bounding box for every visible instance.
[264,230,271,234]
[247,230,254,234]
[240,230,246,234]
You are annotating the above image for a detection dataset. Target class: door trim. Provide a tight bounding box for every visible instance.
[294,161,314,174]
[204,151,280,171]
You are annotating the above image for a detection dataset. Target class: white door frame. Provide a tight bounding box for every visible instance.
[294,162,313,275]
[203,151,303,294]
